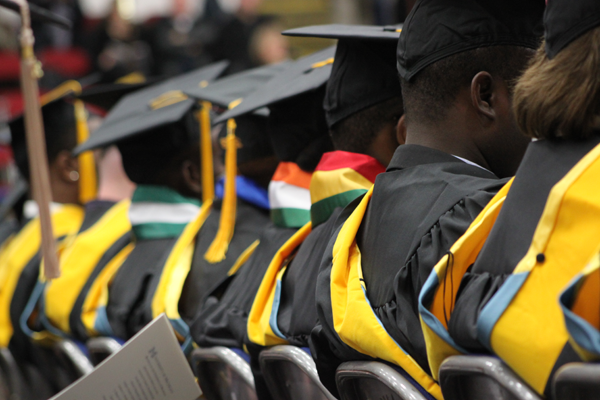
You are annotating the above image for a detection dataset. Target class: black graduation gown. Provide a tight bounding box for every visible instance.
[190,222,297,349]
[68,201,132,341]
[179,199,271,325]
[276,207,348,347]
[108,198,269,340]
[447,136,600,390]
[0,218,19,247]
[311,144,506,394]
[192,222,296,400]
[247,208,355,400]
[105,236,178,339]
[9,201,117,392]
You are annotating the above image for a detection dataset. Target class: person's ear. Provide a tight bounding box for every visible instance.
[181,159,202,196]
[471,71,495,122]
[53,150,80,184]
[396,114,407,145]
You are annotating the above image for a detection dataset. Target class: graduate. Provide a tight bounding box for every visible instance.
[242,25,404,399]
[418,0,600,396]
[18,83,139,347]
[188,48,337,381]
[0,88,92,393]
[71,62,229,343]
[176,60,291,324]
[310,0,544,398]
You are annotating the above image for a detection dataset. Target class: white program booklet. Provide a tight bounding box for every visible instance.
[51,314,201,400]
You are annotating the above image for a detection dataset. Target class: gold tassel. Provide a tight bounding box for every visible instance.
[199,101,214,203]
[40,81,97,204]
[204,118,237,263]
[73,99,97,203]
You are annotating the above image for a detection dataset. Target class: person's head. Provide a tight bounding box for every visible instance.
[322,34,404,166]
[401,45,534,178]
[330,96,403,166]
[10,100,80,204]
[397,0,545,178]
[218,114,277,188]
[267,87,332,172]
[117,110,202,198]
[514,0,600,141]
[249,21,290,66]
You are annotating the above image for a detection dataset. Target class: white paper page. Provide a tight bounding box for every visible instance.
[51,314,201,400]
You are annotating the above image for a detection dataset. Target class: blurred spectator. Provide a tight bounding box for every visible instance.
[0,8,19,51]
[87,1,152,83]
[30,0,87,51]
[143,0,206,76]
[201,0,289,75]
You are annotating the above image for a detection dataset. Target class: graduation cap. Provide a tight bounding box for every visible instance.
[398,0,545,82]
[77,74,164,112]
[214,46,335,169]
[9,81,98,204]
[183,61,290,112]
[73,61,229,154]
[545,0,600,59]
[213,46,335,124]
[283,24,402,127]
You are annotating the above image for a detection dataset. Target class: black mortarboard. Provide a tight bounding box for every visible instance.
[183,61,290,112]
[213,46,335,124]
[283,24,402,127]
[73,61,229,154]
[397,0,545,81]
[77,78,162,112]
[212,47,335,170]
[545,0,600,59]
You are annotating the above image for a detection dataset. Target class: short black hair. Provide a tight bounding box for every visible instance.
[12,100,78,181]
[401,45,534,126]
[329,96,403,154]
[117,110,200,185]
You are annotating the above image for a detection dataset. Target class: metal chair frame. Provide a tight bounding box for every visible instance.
[336,361,428,400]
[0,347,24,400]
[259,345,336,400]
[86,337,122,366]
[191,347,257,400]
[553,362,600,400]
[53,339,94,380]
[438,355,541,400]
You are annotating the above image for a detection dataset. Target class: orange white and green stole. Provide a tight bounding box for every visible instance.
[248,151,385,347]
[269,162,313,228]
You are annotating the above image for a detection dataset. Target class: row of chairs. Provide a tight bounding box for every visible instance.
[1,339,597,400]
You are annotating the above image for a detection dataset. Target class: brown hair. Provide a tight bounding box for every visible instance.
[514,28,600,140]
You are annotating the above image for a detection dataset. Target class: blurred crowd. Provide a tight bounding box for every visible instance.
[0,0,413,200]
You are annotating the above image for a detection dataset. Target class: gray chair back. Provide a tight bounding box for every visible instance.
[439,356,541,400]
[86,337,122,366]
[53,339,94,382]
[0,347,24,400]
[190,347,257,400]
[553,362,600,400]
[259,345,336,400]
[336,361,427,400]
